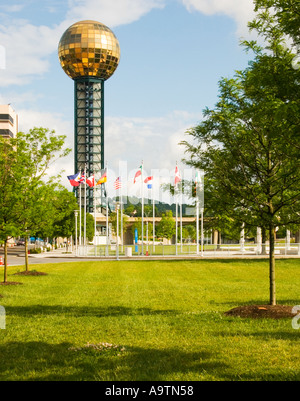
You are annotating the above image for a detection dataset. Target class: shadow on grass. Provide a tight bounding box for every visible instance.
[5,305,179,318]
[222,299,300,307]
[0,340,227,381]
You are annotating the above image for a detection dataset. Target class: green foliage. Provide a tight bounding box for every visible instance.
[182,20,300,304]
[109,208,128,236]
[252,0,300,46]
[29,248,42,254]
[182,44,300,232]
[156,210,175,240]
[0,127,72,279]
[182,225,196,241]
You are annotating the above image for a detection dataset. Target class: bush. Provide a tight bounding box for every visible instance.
[29,248,42,254]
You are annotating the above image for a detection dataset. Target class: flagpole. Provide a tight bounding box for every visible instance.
[175,192,178,256]
[94,174,96,255]
[120,177,123,254]
[180,192,183,253]
[153,183,155,253]
[175,162,178,256]
[116,203,119,261]
[196,197,199,255]
[84,165,87,254]
[141,161,144,256]
[201,207,204,257]
[105,162,109,257]
[79,184,82,248]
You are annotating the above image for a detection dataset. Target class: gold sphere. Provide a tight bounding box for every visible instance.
[58,20,120,80]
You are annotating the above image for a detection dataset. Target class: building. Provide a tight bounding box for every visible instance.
[0,104,18,138]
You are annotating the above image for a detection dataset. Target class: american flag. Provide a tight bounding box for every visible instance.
[114,176,122,190]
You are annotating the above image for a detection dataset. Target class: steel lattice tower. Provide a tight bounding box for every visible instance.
[58,20,120,212]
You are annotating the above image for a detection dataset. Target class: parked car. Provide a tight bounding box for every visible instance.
[16,240,25,246]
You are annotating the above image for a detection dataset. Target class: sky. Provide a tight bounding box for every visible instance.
[0,0,259,201]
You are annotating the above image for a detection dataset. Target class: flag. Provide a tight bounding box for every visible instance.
[175,165,181,186]
[97,170,107,185]
[86,175,95,187]
[134,165,142,183]
[114,176,122,190]
[67,172,82,187]
[144,176,153,189]
[79,171,85,184]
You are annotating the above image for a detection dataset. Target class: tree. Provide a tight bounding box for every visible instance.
[252,0,300,46]
[156,211,175,241]
[182,225,196,242]
[13,128,71,272]
[0,127,70,280]
[45,187,79,243]
[182,43,300,305]
[109,209,128,239]
[131,218,142,240]
[0,137,22,282]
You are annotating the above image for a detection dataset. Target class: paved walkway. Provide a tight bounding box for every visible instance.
[27,247,300,260]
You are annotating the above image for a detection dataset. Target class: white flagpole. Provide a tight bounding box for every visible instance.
[180,192,183,253]
[175,163,178,256]
[175,193,178,255]
[141,161,144,255]
[79,184,82,248]
[116,203,119,261]
[84,165,87,253]
[153,183,155,253]
[105,163,109,257]
[94,175,96,255]
[120,178,123,253]
[196,198,199,255]
[201,207,204,256]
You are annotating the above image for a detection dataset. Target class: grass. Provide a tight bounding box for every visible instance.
[0,258,299,381]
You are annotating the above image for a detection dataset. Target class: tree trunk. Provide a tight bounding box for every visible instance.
[295,229,300,244]
[269,224,276,305]
[217,230,221,250]
[25,237,29,272]
[261,227,267,255]
[3,238,7,283]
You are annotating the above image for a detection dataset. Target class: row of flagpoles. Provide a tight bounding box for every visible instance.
[67,162,204,256]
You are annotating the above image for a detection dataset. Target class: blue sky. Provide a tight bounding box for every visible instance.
[0,0,258,194]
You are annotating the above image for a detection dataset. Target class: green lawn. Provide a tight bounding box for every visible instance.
[0,259,299,381]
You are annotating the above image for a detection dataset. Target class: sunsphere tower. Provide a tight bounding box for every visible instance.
[58,20,120,212]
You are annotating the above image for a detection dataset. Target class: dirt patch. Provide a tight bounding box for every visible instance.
[14,271,48,276]
[224,305,297,319]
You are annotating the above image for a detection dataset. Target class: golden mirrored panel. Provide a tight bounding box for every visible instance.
[58,20,120,80]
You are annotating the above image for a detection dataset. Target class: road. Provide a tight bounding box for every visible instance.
[0,246,79,266]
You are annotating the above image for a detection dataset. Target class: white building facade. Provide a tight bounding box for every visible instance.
[0,104,18,138]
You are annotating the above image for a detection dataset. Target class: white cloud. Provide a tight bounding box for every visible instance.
[0,0,258,87]
[65,0,165,27]
[181,0,256,37]
[0,20,61,86]
[0,4,25,13]
[105,110,201,172]
[17,109,74,187]
[0,0,166,87]
[12,108,200,193]
[103,110,201,204]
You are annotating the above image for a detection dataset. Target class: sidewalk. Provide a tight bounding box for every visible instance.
[28,246,300,260]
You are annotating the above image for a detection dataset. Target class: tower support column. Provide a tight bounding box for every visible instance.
[74,77,104,212]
